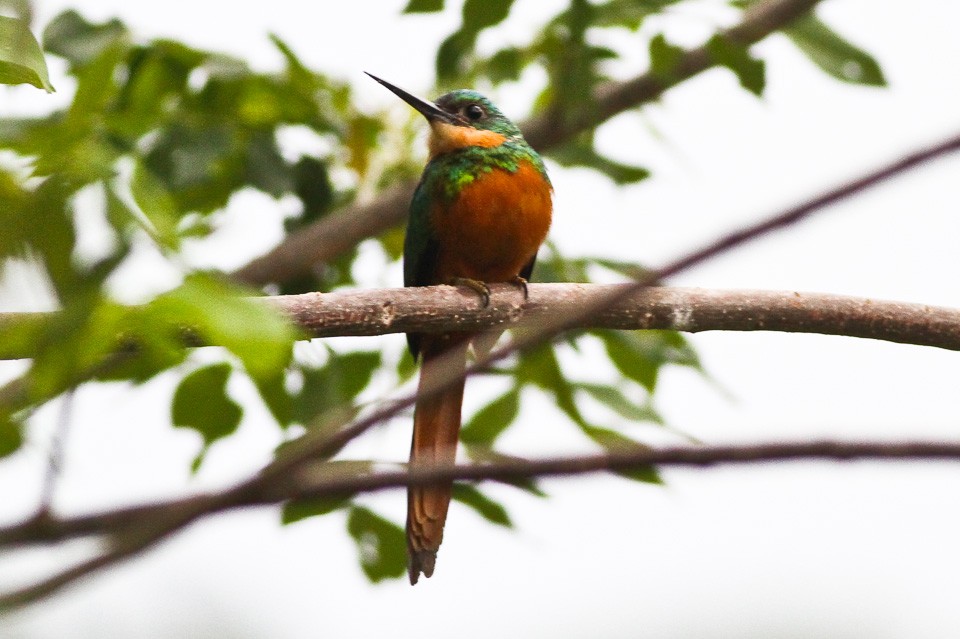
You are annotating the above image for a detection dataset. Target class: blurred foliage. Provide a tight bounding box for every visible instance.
[0,9,52,92]
[0,0,885,583]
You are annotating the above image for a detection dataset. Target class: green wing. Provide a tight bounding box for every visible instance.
[403,176,440,358]
[404,175,439,288]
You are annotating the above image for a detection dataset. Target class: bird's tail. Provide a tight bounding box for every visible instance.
[407,334,468,584]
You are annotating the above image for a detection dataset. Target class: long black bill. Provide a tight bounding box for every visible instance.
[365,72,458,125]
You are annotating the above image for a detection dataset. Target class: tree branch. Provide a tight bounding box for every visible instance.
[8,437,960,609]
[5,439,960,550]
[4,286,960,361]
[270,285,960,350]
[231,0,824,287]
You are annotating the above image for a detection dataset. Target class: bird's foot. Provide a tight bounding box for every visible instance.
[509,275,529,301]
[450,277,491,307]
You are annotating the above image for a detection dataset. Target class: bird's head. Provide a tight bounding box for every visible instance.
[366,73,521,157]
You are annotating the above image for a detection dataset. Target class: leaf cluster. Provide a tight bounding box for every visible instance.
[405,0,883,185]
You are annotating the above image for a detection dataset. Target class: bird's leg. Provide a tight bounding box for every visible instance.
[450,277,491,307]
[508,275,529,301]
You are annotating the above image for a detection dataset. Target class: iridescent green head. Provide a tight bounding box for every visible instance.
[432,89,522,138]
[366,73,524,156]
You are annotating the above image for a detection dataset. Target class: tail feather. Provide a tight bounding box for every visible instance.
[407,335,468,584]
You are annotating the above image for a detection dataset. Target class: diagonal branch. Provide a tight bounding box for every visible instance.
[231,0,824,287]
[8,437,960,609]
[4,438,960,547]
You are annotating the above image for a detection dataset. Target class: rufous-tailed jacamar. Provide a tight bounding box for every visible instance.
[367,73,552,584]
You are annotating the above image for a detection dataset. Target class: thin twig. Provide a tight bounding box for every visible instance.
[36,390,74,514]
[0,497,218,610]
[4,439,960,549]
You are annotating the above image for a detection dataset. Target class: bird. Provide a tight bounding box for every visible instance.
[366,73,553,584]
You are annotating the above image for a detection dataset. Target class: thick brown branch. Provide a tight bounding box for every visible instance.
[268,285,960,350]
[4,287,960,361]
[231,0,823,287]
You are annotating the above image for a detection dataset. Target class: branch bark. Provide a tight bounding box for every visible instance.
[231,0,823,287]
[5,439,960,550]
[268,285,960,350]
[8,436,960,609]
[4,287,960,360]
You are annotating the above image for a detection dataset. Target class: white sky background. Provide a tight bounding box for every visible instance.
[2,1,960,637]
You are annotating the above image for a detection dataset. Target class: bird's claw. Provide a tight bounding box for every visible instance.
[451,277,491,307]
[509,275,529,301]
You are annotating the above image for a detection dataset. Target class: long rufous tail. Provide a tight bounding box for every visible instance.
[407,334,468,584]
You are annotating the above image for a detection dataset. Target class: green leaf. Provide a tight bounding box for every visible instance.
[42,10,127,68]
[93,304,188,384]
[648,33,683,82]
[592,0,679,30]
[396,348,417,384]
[130,161,181,250]
[517,344,593,430]
[436,30,473,81]
[245,130,293,197]
[615,464,662,484]
[148,273,297,382]
[254,372,294,427]
[599,330,701,393]
[0,308,52,361]
[171,362,243,448]
[346,507,407,583]
[0,414,23,458]
[436,0,516,80]
[0,16,54,91]
[581,425,661,484]
[485,47,524,83]
[462,0,515,30]
[113,44,199,131]
[463,447,548,497]
[599,331,660,392]
[592,257,657,281]
[460,388,520,445]
[278,460,373,521]
[530,243,590,284]
[142,124,237,214]
[549,136,650,185]
[784,15,886,87]
[403,0,444,13]
[294,350,381,425]
[577,383,663,423]
[705,34,765,96]
[291,156,334,225]
[22,296,144,404]
[10,177,77,299]
[282,495,352,524]
[452,484,512,527]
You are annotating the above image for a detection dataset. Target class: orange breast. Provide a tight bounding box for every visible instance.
[431,160,552,283]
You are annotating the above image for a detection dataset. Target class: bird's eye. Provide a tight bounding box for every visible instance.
[464,104,484,121]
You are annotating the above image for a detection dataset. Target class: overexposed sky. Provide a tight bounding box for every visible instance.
[3,1,960,637]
